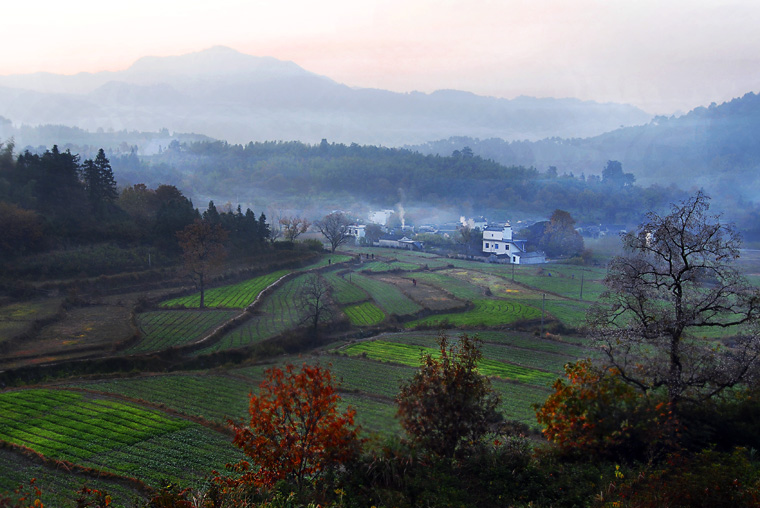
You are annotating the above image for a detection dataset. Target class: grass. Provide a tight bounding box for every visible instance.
[404,272,486,300]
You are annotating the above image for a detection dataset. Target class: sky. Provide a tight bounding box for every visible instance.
[2,0,760,115]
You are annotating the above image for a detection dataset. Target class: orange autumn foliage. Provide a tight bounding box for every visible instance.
[229,363,361,489]
[536,359,678,460]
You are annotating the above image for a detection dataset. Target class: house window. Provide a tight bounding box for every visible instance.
[485,242,489,248]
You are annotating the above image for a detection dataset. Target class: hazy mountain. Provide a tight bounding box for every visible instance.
[0,46,651,146]
[409,92,760,202]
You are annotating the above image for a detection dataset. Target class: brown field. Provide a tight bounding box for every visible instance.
[0,305,135,369]
[373,273,465,311]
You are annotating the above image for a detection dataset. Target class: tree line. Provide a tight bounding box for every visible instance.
[120,139,686,227]
[0,141,272,276]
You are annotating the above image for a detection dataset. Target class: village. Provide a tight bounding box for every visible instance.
[343,207,610,264]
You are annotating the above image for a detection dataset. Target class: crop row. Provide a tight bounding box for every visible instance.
[350,273,422,316]
[71,374,255,424]
[0,448,143,508]
[340,340,555,387]
[361,261,421,273]
[323,354,414,399]
[0,389,240,488]
[471,330,592,357]
[131,309,239,353]
[406,298,541,328]
[379,333,578,373]
[195,275,311,354]
[323,271,369,305]
[160,269,290,309]
[343,302,386,326]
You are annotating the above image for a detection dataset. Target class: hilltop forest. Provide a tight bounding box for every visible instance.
[109,138,691,226]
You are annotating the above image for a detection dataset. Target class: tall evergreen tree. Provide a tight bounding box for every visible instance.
[82,149,118,214]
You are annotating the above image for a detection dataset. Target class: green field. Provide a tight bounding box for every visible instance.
[323,271,370,304]
[350,273,423,316]
[0,389,241,488]
[406,298,541,328]
[160,270,290,309]
[343,302,386,326]
[70,374,255,424]
[131,309,239,353]
[339,340,556,387]
[195,274,312,354]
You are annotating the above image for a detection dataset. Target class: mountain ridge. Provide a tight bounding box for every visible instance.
[0,46,651,145]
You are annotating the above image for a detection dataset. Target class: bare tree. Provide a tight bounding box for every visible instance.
[299,274,333,332]
[314,212,352,253]
[588,191,760,412]
[177,219,228,308]
[280,216,311,242]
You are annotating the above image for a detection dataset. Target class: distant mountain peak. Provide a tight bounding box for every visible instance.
[126,46,311,81]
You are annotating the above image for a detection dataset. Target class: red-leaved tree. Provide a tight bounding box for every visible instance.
[229,363,361,489]
[535,359,678,460]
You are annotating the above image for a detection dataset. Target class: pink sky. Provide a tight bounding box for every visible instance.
[2,0,759,114]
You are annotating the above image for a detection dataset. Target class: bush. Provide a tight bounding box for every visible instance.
[535,359,678,461]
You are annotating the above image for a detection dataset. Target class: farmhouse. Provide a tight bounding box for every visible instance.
[347,224,366,245]
[482,222,545,264]
[378,234,424,251]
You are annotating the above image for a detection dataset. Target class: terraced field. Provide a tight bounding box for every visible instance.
[406,299,541,328]
[130,309,239,353]
[160,269,290,309]
[0,298,63,345]
[338,340,556,387]
[0,448,143,508]
[343,302,386,326]
[323,271,369,305]
[0,389,241,488]
[71,374,255,424]
[350,273,423,317]
[194,274,312,354]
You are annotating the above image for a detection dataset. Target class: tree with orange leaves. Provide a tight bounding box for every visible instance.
[535,359,678,460]
[229,363,361,489]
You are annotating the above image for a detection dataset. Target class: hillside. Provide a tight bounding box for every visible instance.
[410,91,760,202]
[0,47,651,146]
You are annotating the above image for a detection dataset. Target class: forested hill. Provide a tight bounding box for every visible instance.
[115,139,685,226]
[408,92,760,203]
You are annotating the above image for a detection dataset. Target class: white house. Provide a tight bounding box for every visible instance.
[482,222,545,264]
[347,224,366,245]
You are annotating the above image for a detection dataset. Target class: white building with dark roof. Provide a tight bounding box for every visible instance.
[482,222,545,264]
